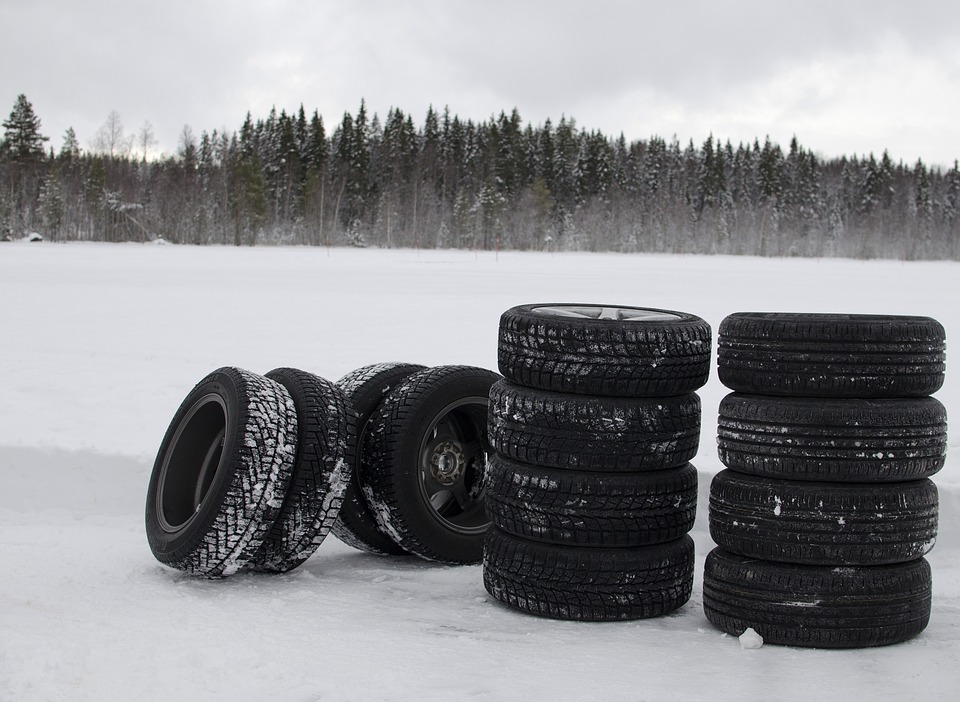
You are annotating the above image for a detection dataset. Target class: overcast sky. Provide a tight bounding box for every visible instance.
[3,0,959,168]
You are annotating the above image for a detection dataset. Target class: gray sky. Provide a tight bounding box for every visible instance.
[3,0,959,167]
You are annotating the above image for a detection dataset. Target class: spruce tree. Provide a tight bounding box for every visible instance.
[60,127,80,159]
[2,94,48,160]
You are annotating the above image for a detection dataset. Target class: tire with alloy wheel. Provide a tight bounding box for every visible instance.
[717,393,948,482]
[145,367,298,577]
[360,365,500,563]
[484,453,698,547]
[247,368,352,573]
[717,312,946,398]
[708,469,938,565]
[498,303,711,397]
[331,362,427,555]
[489,380,701,471]
[483,527,695,621]
[702,548,932,648]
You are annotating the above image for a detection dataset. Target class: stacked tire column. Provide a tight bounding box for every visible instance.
[704,312,947,648]
[483,304,712,620]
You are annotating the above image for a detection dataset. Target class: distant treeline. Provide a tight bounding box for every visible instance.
[2,96,959,259]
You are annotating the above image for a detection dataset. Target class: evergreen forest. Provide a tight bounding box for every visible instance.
[2,94,959,259]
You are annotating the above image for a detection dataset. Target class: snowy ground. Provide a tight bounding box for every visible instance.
[1,242,958,701]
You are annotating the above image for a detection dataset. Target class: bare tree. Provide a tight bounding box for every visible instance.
[92,110,133,158]
[137,121,157,162]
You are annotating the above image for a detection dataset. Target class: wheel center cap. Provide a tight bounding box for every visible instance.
[430,441,465,485]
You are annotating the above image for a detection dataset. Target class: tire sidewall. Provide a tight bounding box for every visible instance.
[380,369,495,562]
[145,371,244,560]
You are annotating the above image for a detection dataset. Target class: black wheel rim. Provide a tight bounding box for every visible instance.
[417,396,491,535]
[156,393,228,533]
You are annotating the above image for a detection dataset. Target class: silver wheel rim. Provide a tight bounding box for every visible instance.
[532,305,682,322]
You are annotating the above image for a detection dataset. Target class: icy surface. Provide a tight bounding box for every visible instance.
[1,243,959,701]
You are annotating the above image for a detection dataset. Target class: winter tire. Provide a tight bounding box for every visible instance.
[717,393,948,482]
[246,368,352,572]
[484,454,697,547]
[360,365,500,563]
[483,527,695,621]
[717,312,946,398]
[703,548,932,648]
[498,303,711,397]
[145,367,298,577]
[331,362,427,555]
[489,380,700,471]
[708,469,938,565]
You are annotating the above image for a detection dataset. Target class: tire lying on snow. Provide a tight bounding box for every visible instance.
[331,362,427,556]
[246,368,352,573]
[484,527,695,621]
[145,367,298,577]
[702,547,932,648]
[360,365,500,563]
[708,469,938,566]
[488,380,701,471]
[717,393,948,482]
[717,312,946,398]
[497,304,711,397]
[484,453,697,547]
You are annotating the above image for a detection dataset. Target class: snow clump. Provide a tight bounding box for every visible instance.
[739,628,764,649]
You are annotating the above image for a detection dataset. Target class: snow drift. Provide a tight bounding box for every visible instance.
[1,243,957,701]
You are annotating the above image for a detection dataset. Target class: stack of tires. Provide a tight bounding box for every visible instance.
[704,312,948,648]
[145,362,499,577]
[483,304,712,620]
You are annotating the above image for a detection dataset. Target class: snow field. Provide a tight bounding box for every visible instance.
[1,243,958,700]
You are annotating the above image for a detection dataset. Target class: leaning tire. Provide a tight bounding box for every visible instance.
[489,380,701,471]
[246,368,352,573]
[703,548,932,648]
[483,527,695,621]
[498,304,711,397]
[717,312,946,398]
[145,367,298,577]
[484,454,698,547]
[360,365,500,563]
[708,470,938,565]
[717,393,948,482]
[331,362,427,556]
